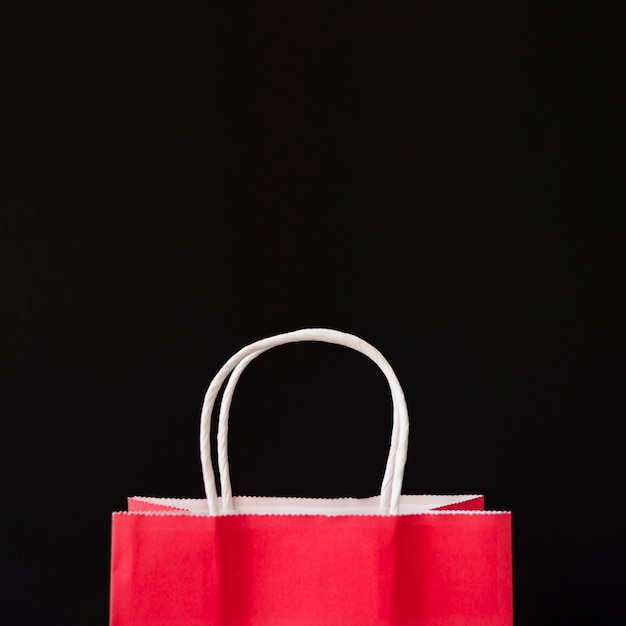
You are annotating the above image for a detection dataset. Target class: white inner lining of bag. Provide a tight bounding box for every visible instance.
[130,494,483,516]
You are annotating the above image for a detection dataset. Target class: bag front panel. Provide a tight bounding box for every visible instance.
[111,512,512,626]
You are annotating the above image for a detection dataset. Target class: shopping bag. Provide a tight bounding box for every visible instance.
[110,328,512,625]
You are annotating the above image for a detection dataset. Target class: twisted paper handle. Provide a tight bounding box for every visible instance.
[200,328,409,515]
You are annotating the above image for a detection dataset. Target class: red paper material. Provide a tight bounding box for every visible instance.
[111,499,512,625]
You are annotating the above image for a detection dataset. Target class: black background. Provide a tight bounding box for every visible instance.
[1,3,623,625]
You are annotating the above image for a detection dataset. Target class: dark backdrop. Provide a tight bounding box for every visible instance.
[1,3,623,625]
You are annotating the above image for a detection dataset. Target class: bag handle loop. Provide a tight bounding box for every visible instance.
[200,328,409,515]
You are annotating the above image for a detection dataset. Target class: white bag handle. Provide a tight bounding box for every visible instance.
[200,328,409,515]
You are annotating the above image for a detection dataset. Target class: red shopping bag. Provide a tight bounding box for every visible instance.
[110,329,513,625]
